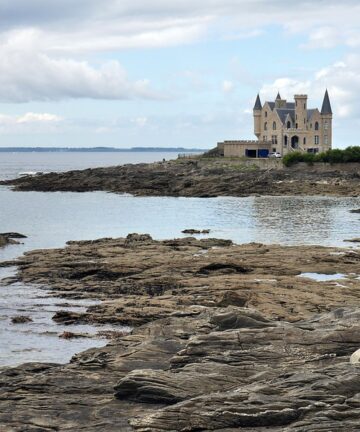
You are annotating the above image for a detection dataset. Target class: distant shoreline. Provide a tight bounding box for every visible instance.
[0,147,205,153]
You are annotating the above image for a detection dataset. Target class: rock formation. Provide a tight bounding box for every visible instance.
[1,159,359,197]
[1,234,360,430]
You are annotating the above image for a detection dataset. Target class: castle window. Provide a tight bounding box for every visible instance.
[287,121,291,129]
[272,121,276,130]
[303,137,306,145]
[324,121,328,130]
[264,122,267,130]
[310,123,312,129]
[271,135,278,144]
[324,135,328,144]
[284,136,288,146]
[315,121,319,130]
[296,123,298,128]
[265,111,268,118]
[304,103,306,109]
[315,135,319,145]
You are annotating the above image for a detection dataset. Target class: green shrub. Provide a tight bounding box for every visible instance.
[282,151,303,167]
[283,146,360,166]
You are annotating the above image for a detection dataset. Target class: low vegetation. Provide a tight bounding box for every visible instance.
[283,146,360,167]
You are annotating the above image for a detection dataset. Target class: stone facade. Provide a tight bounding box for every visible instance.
[254,90,332,156]
[218,140,271,158]
[217,90,332,158]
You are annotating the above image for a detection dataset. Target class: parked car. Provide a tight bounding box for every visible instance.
[268,152,282,158]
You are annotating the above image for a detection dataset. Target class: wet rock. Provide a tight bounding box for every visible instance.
[0,232,27,239]
[182,229,210,235]
[11,315,32,324]
[0,232,27,248]
[59,331,89,339]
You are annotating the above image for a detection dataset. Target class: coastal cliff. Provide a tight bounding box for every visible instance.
[1,234,360,430]
[2,158,360,197]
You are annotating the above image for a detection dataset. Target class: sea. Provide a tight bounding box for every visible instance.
[0,151,359,367]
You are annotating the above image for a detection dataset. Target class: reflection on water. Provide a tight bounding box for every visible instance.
[0,191,359,263]
[251,197,342,245]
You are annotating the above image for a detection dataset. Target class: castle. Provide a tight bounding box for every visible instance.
[218,90,332,158]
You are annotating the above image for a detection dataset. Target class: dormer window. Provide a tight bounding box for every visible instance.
[264,122,267,131]
[265,111,267,118]
[287,121,291,129]
[272,122,276,130]
[315,121,319,130]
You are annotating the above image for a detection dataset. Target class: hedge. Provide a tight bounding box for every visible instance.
[283,146,360,167]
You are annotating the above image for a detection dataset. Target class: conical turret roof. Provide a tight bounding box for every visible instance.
[276,92,281,100]
[253,94,262,110]
[321,89,332,115]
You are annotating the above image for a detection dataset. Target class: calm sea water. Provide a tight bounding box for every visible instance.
[0,151,182,180]
[0,152,359,367]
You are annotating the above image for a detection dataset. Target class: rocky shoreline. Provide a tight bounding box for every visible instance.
[1,158,360,197]
[1,234,360,430]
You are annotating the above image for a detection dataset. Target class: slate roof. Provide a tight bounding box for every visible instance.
[276,109,295,124]
[321,90,332,115]
[260,94,329,125]
[253,94,262,110]
[307,109,317,120]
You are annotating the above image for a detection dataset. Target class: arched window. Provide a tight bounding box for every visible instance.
[265,111,268,118]
[287,121,291,129]
[315,121,319,130]
[264,122,267,131]
[272,121,276,130]
[303,137,306,145]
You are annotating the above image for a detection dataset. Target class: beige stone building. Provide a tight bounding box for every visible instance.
[218,90,332,158]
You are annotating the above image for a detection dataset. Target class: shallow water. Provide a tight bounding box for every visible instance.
[0,191,359,264]
[0,267,128,366]
[298,272,347,282]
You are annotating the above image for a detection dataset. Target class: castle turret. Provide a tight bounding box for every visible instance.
[321,89,332,149]
[275,92,287,109]
[294,94,308,130]
[253,94,262,139]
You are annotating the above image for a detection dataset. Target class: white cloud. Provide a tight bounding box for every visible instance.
[133,116,148,128]
[259,54,360,120]
[222,80,235,93]
[0,29,164,102]
[0,1,359,103]
[1,1,359,53]
[0,112,63,134]
[17,112,63,123]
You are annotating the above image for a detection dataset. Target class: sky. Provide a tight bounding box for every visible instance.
[0,0,359,149]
